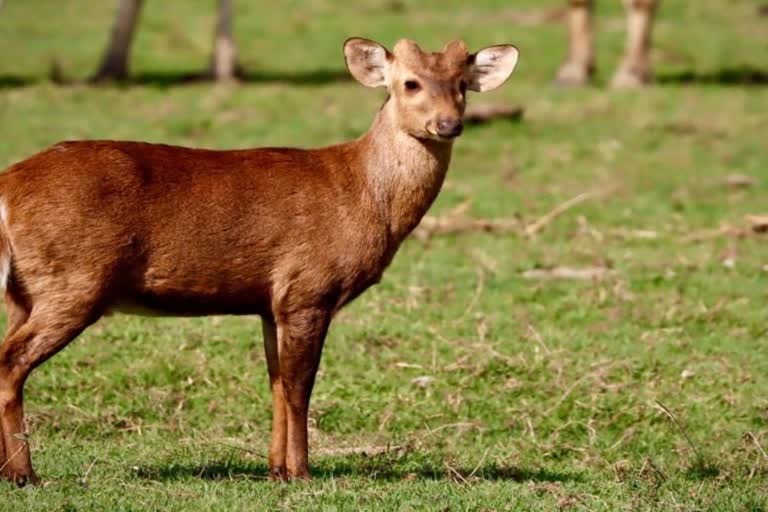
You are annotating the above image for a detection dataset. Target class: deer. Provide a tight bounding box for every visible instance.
[557,0,659,88]
[0,37,519,485]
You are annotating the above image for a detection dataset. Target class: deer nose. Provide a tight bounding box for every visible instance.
[436,118,463,138]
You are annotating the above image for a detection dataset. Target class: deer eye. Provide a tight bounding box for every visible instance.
[459,80,467,95]
[404,80,421,92]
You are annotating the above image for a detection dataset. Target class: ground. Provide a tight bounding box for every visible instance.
[0,0,767,510]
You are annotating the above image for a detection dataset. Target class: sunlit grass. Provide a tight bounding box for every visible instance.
[0,0,767,510]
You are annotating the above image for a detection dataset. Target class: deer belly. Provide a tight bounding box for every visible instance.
[115,262,272,316]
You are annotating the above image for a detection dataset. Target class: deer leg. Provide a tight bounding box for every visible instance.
[0,305,95,485]
[612,0,659,88]
[262,317,287,480]
[556,0,595,86]
[0,287,30,466]
[276,308,329,480]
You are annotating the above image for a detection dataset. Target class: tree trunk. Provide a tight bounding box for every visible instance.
[91,0,144,82]
[210,0,238,81]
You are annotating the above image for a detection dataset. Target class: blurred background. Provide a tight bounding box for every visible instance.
[0,0,765,154]
[0,1,767,509]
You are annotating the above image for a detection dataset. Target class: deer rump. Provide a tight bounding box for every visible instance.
[0,140,388,319]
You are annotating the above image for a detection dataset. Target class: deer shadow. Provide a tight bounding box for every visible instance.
[0,68,351,90]
[3,65,766,90]
[133,456,583,483]
[130,68,352,88]
[657,65,768,87]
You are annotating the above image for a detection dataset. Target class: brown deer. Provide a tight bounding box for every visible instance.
[557,0,659,87]
[0,37,518,485]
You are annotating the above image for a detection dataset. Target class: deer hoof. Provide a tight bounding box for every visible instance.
[268,465,287,482]
[555,61,594,87]
[0,469,40,487]
[611,67,652,88]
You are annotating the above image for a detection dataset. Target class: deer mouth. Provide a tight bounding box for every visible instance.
[423,123,462,142]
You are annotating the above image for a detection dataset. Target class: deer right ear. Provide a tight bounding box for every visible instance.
[344,38,391,88]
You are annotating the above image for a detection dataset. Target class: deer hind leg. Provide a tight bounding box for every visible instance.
[0,292,99,485]
[556,0,596,86]
[0,286,30,472]
[274,308,329,480]
[612,0,659,88]
[262,317,288,480]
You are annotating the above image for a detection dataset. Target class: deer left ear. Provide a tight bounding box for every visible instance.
[467,45,519,92]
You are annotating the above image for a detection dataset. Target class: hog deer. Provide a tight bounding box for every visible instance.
[0,37,519,484]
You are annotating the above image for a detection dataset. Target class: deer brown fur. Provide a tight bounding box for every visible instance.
[0,37,518,485]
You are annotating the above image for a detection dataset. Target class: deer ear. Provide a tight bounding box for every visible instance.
[467,45,519,92]
[344,38,392,88]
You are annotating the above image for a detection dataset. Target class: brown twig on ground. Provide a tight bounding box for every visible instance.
[524,191,601,237]
[415,189,608,241]
[654,401,704,463]
[744,432,768,462]
[315,444,405,457]
[722,174,757,189]
[609,228,659,240]
[522,266,614,281]
[413,201,520,241]
[416,215,520,238]
[467,448,491,480]
[683,224,742,242]
[744,431,768,479]
[684,215,768,242]
[444,460,469,484]
[80,458,100,486]
[452,267,485,326]
[464,104,524,125]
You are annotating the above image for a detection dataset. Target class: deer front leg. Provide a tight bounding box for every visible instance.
[275,308,329,480]
[262,317,287,480]
[612,0,659,88]
[556,0,595,86]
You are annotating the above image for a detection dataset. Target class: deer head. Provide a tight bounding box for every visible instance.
[344,37,519,141]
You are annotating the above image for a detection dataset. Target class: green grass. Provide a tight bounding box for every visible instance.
[1,0,767,510]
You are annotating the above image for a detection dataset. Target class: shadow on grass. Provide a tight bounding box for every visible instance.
[684,460,721,480]
[135,457,583,483]
[0,75,33,88]
[0,68,351,90]
[657,66,768,87]
[4,66,767,90]
[128,69,351,88]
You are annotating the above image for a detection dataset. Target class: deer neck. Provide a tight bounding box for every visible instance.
[355,100,453,244]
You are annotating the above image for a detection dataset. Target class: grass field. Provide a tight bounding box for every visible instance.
[1,0,767,510]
